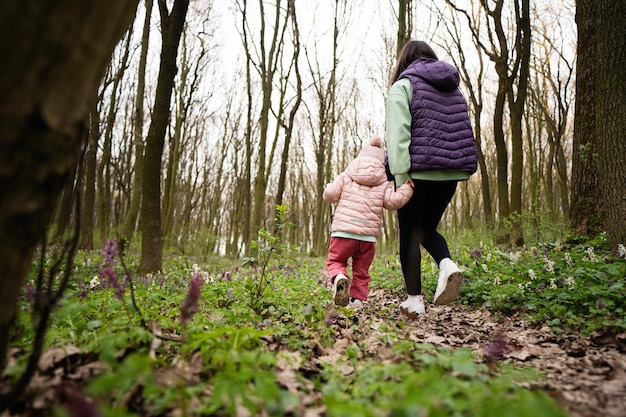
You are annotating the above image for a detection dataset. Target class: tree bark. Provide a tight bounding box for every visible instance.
[570,0,603,238]
[139,0,190,274]
[0,0,139,374]
[595,0,626,250]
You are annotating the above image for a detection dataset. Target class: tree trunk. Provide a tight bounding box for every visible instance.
[595,0,626,250]
[0,0,139,374]
[396,0,412,56]
[570,0,603,238]
[80,108,100,250]
[53,162,78,239]
[122,0,153,242]
[275,0,302,208]
[507,0,531,247]
[139,0,189,274]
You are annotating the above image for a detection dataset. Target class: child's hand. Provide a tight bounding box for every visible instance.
[403,178,414,188]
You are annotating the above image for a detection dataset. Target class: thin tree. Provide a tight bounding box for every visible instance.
[122,0,154,242]
[307,0,342,256]
[99,28,134,241]
[447,0,531,246]
[275,0,302,209]
[80,107,101,250]
[139,0,190,274]
[396,0,413,56]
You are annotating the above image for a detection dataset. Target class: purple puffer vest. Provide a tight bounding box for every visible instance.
[399,58,477,173]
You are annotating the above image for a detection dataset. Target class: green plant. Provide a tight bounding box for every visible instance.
[456,239,626,335]
[243,205,296,311]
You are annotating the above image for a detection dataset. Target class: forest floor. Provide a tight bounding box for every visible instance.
[6,271,626,417]
[323,285,626,417]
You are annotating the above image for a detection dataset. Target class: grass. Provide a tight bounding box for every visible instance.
[5,228,626,416]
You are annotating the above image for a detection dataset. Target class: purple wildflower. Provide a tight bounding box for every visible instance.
[181,273,204,326]
[99,267,125,300]
[597,300,605,309]
[59,382,101,417]
[542,247,550,260]
[532,247,538,259]
[76,278,89,299]
[23,282,36,304]
[484,333,512,362]
[101,238,119,266]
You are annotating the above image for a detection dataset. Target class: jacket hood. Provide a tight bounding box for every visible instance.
[401,58,460,92]
[345,156,388,186]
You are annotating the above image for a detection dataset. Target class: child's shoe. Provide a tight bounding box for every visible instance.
[347,298,365,310]
[400,295,425,318]
[433,258,463,305]
[332,273,350,307]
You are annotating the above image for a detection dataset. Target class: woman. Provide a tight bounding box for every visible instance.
[385,40,478,318]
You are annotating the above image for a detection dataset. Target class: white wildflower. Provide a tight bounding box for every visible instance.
[493,276,501,286]
[509,251,522,263]
[549,278,557,290]
[544,259,555,274]
[482,263,489,273]
[528,269,537,280]
[564,252,573,267]
[617,244,626,258]
[90,276,100,290]
[586,247,598,262]
[566,276,575,290]
[518,283,525,294]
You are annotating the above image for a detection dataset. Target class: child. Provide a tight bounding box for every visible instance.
[323,136,413,309]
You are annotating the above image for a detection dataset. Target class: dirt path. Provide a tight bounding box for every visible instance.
[341,288,626,417]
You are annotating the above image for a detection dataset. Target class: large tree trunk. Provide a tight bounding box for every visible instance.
[0,0,139,374]
[139,0,190,274]
[595,0,626,250]
[570,0,603,238]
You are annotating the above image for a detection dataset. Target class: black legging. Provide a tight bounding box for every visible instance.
[397,180,457,295]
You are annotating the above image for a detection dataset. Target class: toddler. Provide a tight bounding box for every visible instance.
[323,136,413,309]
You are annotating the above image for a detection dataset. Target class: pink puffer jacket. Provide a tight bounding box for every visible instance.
[323,155,413,237]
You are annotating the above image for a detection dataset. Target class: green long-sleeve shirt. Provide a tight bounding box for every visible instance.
[385,78,471,186]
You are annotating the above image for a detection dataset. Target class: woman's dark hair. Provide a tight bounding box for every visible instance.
[388,40,438,88]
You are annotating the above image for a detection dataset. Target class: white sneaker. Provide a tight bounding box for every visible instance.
[433,258,463,305]
[332,273,350,307]
[400,295,425,318]
[347,298,365,310]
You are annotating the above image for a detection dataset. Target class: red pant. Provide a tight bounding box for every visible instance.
[326,237,376,301]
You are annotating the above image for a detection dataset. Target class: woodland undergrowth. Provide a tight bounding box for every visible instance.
[4,211,626,417]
